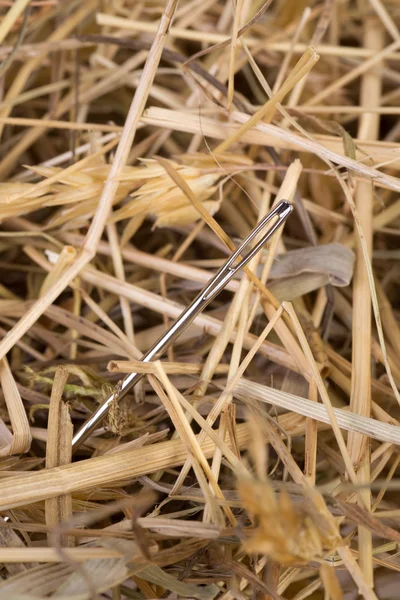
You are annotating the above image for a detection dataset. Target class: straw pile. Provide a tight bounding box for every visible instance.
[0,0,399,598]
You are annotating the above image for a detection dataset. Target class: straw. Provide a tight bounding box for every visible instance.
[0,1,399,597]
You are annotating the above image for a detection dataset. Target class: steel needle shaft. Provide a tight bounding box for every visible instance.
[72,200,293,450]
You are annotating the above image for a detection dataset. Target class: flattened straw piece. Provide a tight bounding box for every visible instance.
[0,547,127,563]
[0,357,31,456]
[233,379,400,446]
[45,367,74,548]
[0,420,254,513]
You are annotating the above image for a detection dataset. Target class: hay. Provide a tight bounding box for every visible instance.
[0,0,399,598]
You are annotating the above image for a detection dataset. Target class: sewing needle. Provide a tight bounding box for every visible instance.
[72,200,293,449]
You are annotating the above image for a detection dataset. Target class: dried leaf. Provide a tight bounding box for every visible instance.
[269,243,355,287]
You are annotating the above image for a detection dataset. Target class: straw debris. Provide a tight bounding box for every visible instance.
[0,0,399,598]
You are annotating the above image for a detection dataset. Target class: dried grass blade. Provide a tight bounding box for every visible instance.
[45,367,74,548]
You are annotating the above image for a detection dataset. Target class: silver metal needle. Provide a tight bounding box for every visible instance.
[72,200,293,450]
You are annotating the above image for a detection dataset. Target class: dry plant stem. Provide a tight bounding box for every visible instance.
[0,421,255,511]
[204,279,253,522]
[368,0,400,41]
[347,17,383,586]
[106,223,135,344]
[303,36,400,107]
[203,161,302,513]
[0,1,98,140]
[337,547,378,600]
[168,164,300,493]
[142,108,400,191]
[149,367,228,526]
[23,246,299,372]
[282,303,362,499]
[45,367,74,548]
[273,7,311,93]
[109,360,229,375]
[210,287,250,471]
[0,0,179,361]
[171,306,284,496]
[216,47,319,153]
[305,379,318,484]
[375,280,400,357]
[0,0,31,46]
[10,34,400,60]
[169,277,253,493]
[233,378,400,445]
[227,0,245,110]
[371,454,400,512]
[0,116,121,132]
[0,548,133,563]
[261,299,311,377]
